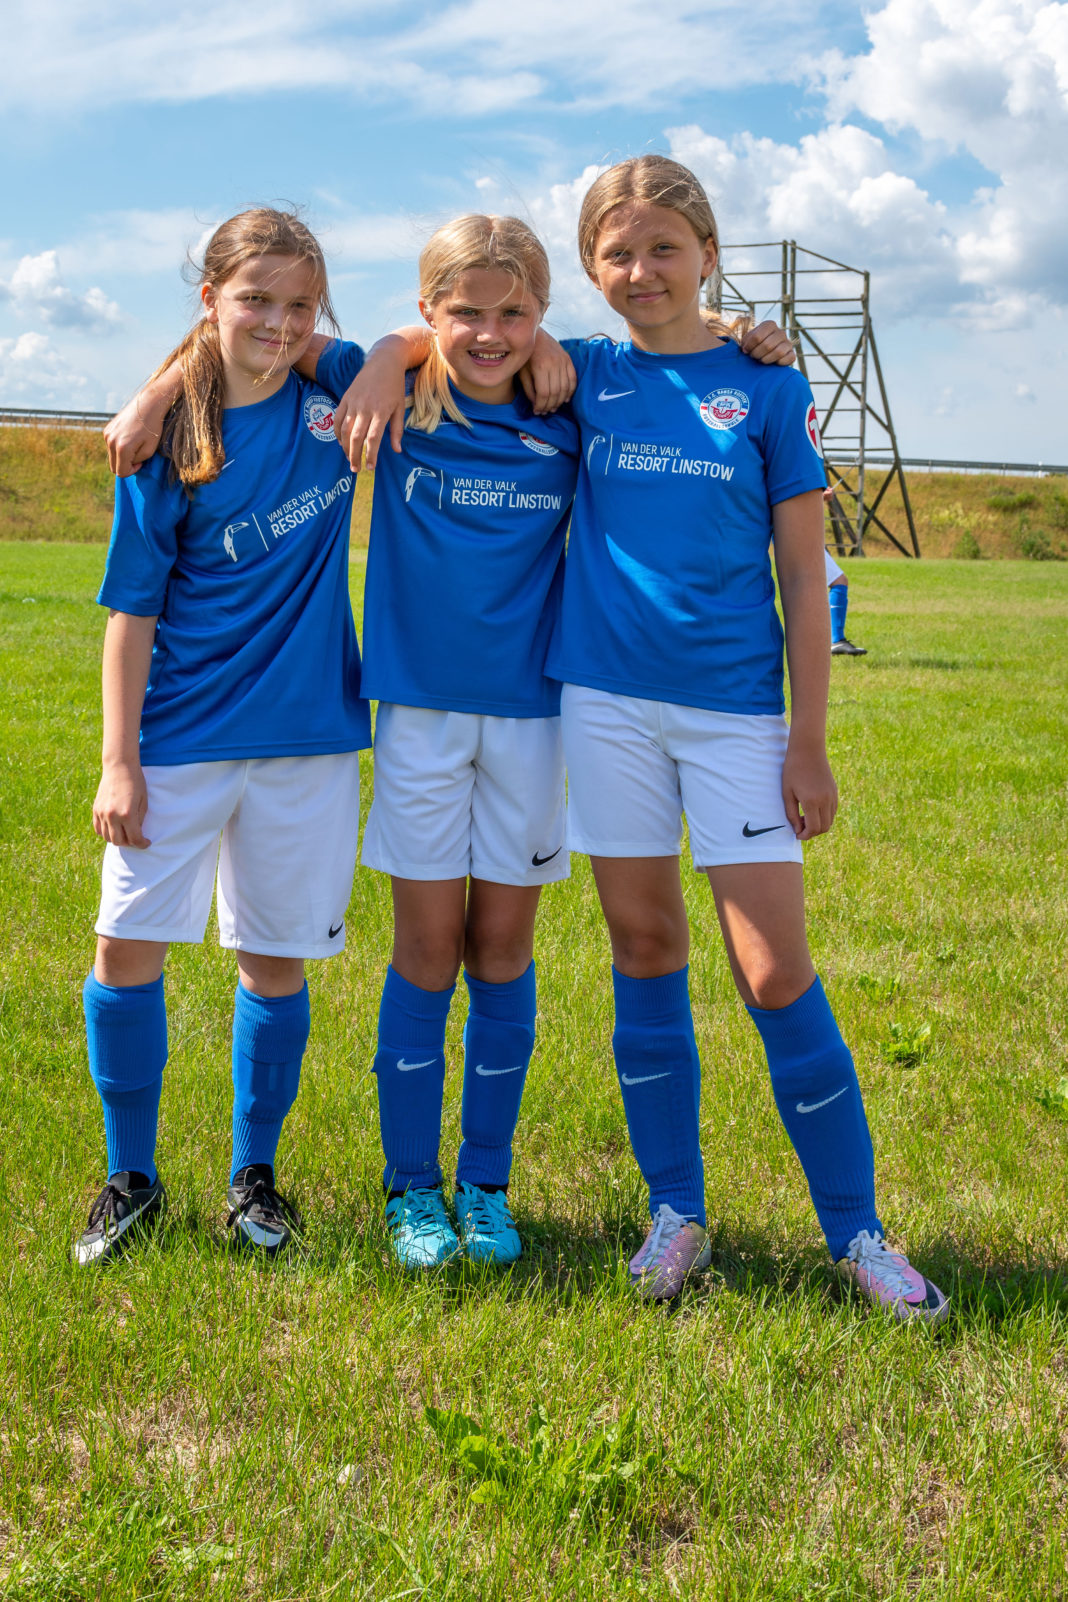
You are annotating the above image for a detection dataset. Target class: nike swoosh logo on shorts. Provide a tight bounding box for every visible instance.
[328,920,344,939]
[742,822,786,837]
[598,388,635,401]
[531,847,562,867]
[475,1064,524,1077]
[397,1057,435,1071]
[796,1086,849,1114]
[621,1071,670,1086]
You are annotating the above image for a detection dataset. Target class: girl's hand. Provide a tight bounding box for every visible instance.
[93,761,151,848]
[105,395,165,477]
[782,738,838,840]
[518,329,576,414]
[334,330,429,470]
[741,321,796,366]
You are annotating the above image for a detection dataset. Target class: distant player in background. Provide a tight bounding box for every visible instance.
[77,210,369,1265]
[824,498,867,656]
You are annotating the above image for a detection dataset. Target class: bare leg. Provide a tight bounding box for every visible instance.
[703,861,814,1010]
[237,953,305,997]
[464,879,541,982]
[390,876,468,992]
[588,856,690,977]
[94,935,168,986]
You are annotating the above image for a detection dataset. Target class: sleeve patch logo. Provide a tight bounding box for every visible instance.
[519,431,559,456]
[805,401,824,458]
[304,395,337,441]
[699,389,749,430]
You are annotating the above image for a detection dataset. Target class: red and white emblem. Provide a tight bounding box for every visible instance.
[699,388,749,431]
[303,395,336,442]
[805,401,824,458]
[519,431,558,456]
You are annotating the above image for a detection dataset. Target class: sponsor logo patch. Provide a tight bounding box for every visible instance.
[303,395,337,441]
[518,431,558,456]
[805,400,824,458]
[699,388,749,430]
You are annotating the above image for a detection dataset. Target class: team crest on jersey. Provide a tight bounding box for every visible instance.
[518,432,558,457]
[699,389,749,430]
[303,395,336,442]
[805,401,824,458]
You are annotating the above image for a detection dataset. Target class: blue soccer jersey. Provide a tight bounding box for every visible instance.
[98,343,371,764]
[360,382,579,718]
[546,338,827,715]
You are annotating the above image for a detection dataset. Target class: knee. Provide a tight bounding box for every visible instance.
[738,959,816,1013]
[392,928,464,992]
[94,937,166,988]
[463,927,532,984]
[610,912,689,979]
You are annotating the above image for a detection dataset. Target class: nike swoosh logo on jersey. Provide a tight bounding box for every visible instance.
[598,388,635,401]
[531,847,562,867]
[475,1064,524,1077]
[742,822,786,837]
[796,1086,849,1114]
[620,1071,670,1086]
[397,1057,435,1071]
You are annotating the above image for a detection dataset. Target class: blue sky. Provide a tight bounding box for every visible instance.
[3,0,1066,460]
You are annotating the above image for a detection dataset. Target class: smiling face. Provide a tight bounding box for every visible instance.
[201,254,320,406]
[421,267,543,405]
[588,201,719,354]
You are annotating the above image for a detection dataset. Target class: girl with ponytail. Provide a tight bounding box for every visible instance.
[76,209,371,1266]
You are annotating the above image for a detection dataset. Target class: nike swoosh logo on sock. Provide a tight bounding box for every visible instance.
[474,1064,524,1076]
[397,1057,435,1071]
[620,1072,670,1086]
[796,1086,849,1113]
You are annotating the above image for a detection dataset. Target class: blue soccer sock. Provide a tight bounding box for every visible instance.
[612,966,706,1224]
[747,976,880,1261]
[83,972,167,1184]
[230,983,310,1182]
[373,965,454,1194]
[829,583,848,644]
[456,961,537,1189]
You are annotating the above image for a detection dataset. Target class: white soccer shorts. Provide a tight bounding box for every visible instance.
[361,703,569,887]
[824,549,845,585]
[95,753,361,957]
[561,683,803,868]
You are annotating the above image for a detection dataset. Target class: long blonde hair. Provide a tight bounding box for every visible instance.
[577,156,740,342]
[153,208,338,490]
[409,214,550,434]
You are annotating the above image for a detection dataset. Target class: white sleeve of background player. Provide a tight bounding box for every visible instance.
[96,461,182,616]
[761,369,828,506]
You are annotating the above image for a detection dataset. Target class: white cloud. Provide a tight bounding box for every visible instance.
[0,252,121,331]
[5,0,851,115]
[0,331,92,402]
[817,0,1068,307]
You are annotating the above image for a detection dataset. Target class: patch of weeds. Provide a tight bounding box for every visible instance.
[1015,516,1066,561]
[934,943,957,964]
[425,1401,688,1516]
[856,973,902,1002]
[881,1021,933,1067]
[1035,1077,1068,1119]
[952,530,983,560]
[988,490,1037,512]
[1046,493,1068,530]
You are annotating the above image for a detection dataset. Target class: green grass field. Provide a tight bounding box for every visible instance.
[1,546,1066,1600]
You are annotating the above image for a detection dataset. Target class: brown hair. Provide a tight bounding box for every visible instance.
[577,155,740,342]
[154,208,338,490]
[409,213,550,434]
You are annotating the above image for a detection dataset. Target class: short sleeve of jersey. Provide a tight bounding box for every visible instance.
[760,367,827,506]
[313,338,367,403]
[560,337,604,384]
[97,457,186,616]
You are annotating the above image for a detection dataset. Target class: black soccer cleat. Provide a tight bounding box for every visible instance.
[831,637,867,656]
[72,1172,166,1266]
[226,1166,301,1255]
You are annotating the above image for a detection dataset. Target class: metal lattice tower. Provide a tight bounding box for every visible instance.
[706,241,920,557]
